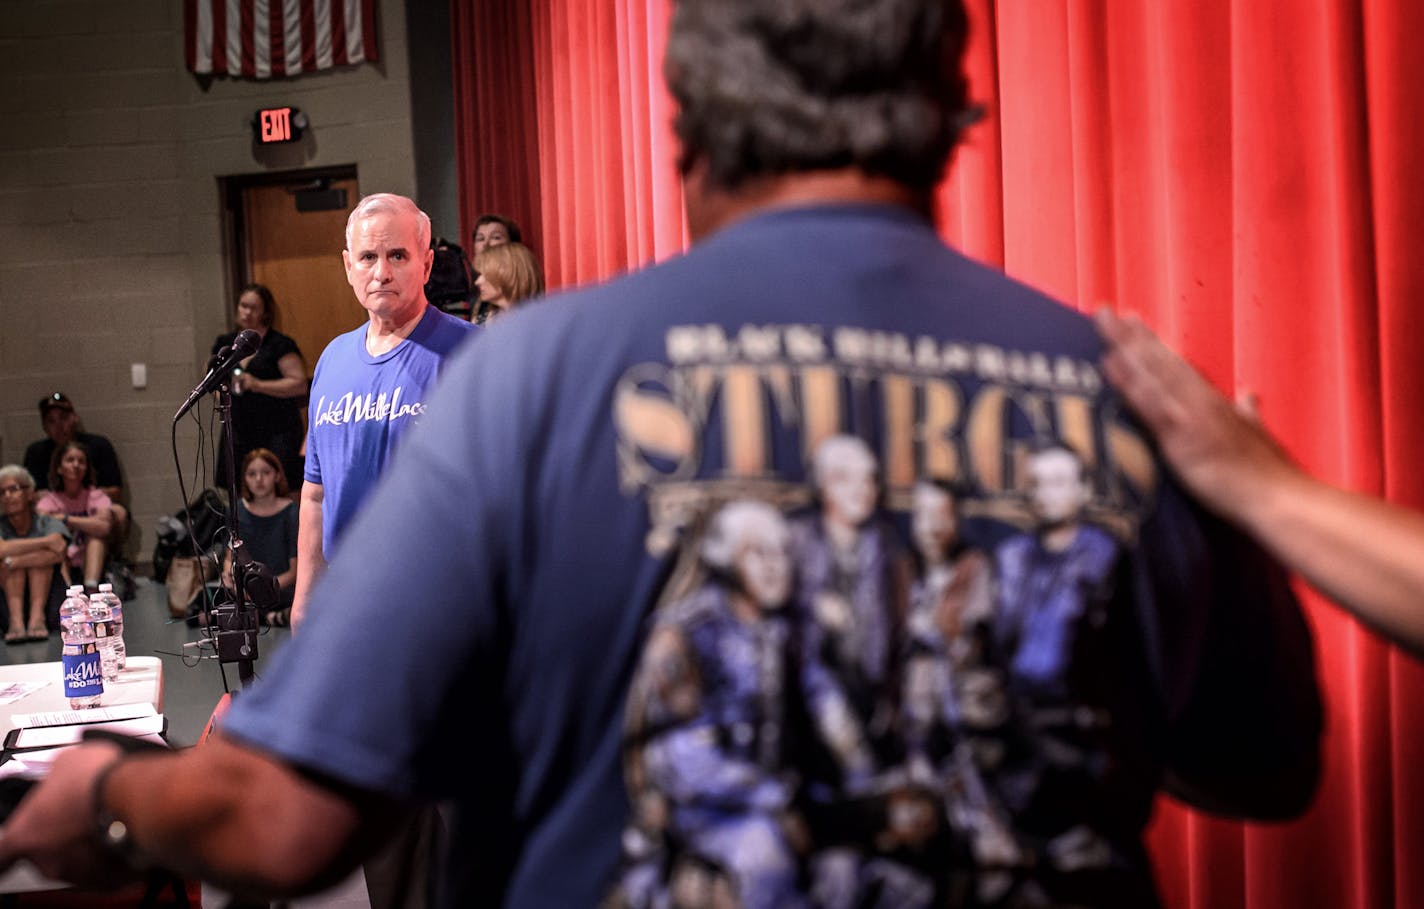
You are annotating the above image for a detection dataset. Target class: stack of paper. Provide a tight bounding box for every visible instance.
[1,703,168,778]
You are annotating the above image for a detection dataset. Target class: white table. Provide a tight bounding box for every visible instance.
[0,656,164,734]
[0,656,164,896]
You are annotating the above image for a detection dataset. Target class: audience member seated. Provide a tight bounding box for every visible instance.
[0,465,68,642]
[470,212,522,256]
[23,393,131,584]
[221,448,299,626]
[471,242,545,324]
[35,442,113,593]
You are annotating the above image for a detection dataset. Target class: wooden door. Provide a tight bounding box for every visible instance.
[241,176,361,373]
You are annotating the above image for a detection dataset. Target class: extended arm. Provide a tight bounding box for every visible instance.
[1098,309,1424,659]
[236,352,308,399]
[0,736,398,898]
[291,481,326,630]
[35,509,111,540]
[0,533,66,564]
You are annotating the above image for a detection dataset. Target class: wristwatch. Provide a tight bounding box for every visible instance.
[86,730,168,869]
[91,757,141,865]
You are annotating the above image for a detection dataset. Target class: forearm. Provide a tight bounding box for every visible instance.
[292,484,326,629]
[106,737,375,897]
[0,535,65,560]
[1240,468,1424,658]
[68,513,112,538]
[248,375,308,398]
[7,549,61,569]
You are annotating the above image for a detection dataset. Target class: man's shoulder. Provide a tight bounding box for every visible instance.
[311,323,372,375]
[418,305,478,352]
[77,431,116,454]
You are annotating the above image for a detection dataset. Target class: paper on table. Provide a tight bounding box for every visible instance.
[0,682,48,706]
[10,702,156,729]
[8,715,167,750]
[0,746,69,776]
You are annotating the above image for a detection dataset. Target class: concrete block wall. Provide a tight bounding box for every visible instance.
[0,0,418,563]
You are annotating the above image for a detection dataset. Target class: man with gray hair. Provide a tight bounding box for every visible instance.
[292,192,477,629]
[290,192,475,909]
[0,3,1319,907]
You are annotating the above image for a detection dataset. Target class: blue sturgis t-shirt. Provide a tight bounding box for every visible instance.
[223,205,1320,908]
[303,304,475,555]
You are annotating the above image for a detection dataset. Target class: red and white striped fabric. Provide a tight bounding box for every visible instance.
[184,0,379,78]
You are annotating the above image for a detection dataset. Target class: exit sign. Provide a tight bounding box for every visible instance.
[253,106,307,144]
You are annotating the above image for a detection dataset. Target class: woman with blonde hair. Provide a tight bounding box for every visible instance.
[471,242,544,324]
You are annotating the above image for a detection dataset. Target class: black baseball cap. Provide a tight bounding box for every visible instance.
[39,392,74,416]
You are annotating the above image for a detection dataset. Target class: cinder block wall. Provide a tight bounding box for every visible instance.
[0,0,417,563]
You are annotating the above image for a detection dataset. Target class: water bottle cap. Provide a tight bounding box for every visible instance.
[67,585,83,594]
[98,583,113,592]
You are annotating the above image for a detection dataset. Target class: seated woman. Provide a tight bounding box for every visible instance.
[471,242,545,324]
[0,464,68,642]
[222,448,299,626]
[36,442,112,593]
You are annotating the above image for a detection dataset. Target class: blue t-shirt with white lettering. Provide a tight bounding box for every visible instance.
[304,305,475,555]
[225,205,1320,908]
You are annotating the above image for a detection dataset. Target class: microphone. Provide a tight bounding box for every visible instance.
[173,328,261,422]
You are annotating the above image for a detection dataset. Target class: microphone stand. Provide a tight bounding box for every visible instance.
[213,381,259,687]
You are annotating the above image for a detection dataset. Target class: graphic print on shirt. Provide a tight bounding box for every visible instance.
[310,384,428,428]
[609,322,1157,908]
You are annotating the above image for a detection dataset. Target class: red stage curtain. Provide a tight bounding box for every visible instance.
[451,2,1424,906]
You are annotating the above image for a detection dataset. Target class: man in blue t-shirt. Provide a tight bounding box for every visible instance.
[0,3,1321,907]
[291,192,476,629]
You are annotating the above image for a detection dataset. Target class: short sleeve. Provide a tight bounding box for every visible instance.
[271,331,302,362]
[86,489,113,514]
[31,513,71,543]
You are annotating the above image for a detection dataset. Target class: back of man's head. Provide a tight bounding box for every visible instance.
[664,0,974,192]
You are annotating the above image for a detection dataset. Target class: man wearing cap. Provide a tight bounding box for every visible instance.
[22,394,128,565]
[24,395,123,500]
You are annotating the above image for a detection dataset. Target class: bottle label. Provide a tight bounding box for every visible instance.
[62,646,104,697]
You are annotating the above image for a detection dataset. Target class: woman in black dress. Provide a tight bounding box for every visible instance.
[211,283,308,494]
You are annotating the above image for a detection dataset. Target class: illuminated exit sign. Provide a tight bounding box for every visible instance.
[252,106,308,144]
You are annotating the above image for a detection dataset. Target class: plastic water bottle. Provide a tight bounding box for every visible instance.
[87,593,119,682]
[60,587,103,708]
[97,582,126,670]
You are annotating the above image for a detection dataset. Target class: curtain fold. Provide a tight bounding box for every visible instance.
[450,2,1424,905]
